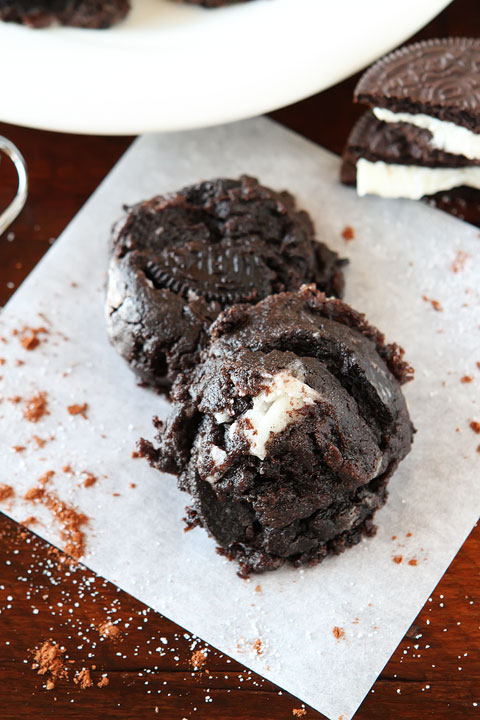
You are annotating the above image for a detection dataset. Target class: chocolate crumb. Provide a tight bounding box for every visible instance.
[82,472,97,488]
[341,225,355,241]
[332,626,345,640]
[470,421,480,435]
[18,326,48,351]
[461,376,473,383]
[129,483,136,489]
[0,484,15,502]
[12,445,25,452]
[131,451,140,459]
[408,558,418,566]
[67,403,88,419]
[422,295,443,312]
[393,555,403,564]
[23,392,49,423]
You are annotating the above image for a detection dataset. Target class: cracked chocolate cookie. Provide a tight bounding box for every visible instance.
[106,176,347,387]
[140,285,414,576]
[0,0,130,27]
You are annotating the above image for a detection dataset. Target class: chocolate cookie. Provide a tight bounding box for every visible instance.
[355,38,480,131]
[106,176,347,386]
[140,285,414,576]
[0,0,130,27]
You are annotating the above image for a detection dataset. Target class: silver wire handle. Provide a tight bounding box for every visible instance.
[0,136,28,237]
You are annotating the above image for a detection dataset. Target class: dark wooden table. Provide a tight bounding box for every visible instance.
[1,1,479,717]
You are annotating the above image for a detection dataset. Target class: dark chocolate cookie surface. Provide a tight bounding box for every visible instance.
[0,0,130,27]
[140,285,414,576]
[355,38,480,131]
[106,176,347,386]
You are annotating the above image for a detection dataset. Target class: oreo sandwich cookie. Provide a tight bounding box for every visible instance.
[0,0,130,27]
[105,175,347,387]
[341,110,480,199]
[342,38,480,215]
[139,285,414,576]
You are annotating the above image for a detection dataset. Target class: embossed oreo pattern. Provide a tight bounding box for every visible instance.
[355,38,480,124]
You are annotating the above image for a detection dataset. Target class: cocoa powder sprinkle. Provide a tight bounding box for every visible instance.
[67,403,88,419]
[0,484,14,502]
[332,626,345,640]
[31,641,68,689]
[23,392,49,423]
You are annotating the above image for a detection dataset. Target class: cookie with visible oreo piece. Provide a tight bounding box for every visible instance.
[0,0,130,27]
[139,285,414,576]
[106,176,347,387]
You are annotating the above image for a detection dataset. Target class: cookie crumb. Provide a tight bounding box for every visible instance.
[341,225,355,242]
[461,376,473,383]
[33,435,47,448]
[67,403,88,419]
[422,295,443,312]
[332,626,344,640]
[131,451,140,459]
[393,555,403,564]
[82,472,97,488]
[292,710,306,718]
[97,676,109,688]
[408,558,418,566]
[12,445,25,453]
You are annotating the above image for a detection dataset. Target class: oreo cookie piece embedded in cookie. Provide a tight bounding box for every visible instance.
[355,38,480,161]
[0,0,130,27]
[106,176,347,386]
[140,285,414,576]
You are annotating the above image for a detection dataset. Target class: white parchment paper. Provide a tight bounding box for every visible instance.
[1,117,479,720]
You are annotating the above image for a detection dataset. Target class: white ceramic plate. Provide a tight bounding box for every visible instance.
[0,0,450,135]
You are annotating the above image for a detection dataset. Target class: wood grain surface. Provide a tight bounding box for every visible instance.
[0,2,479,718]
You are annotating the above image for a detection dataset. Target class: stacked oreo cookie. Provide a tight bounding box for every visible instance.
[106,175,414,575]
[342,38,480,210]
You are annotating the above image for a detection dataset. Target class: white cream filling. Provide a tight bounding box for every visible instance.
[373,107,480,161]
[228,370,320,461]
[203,444,228,485]
[357,158,480,200]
